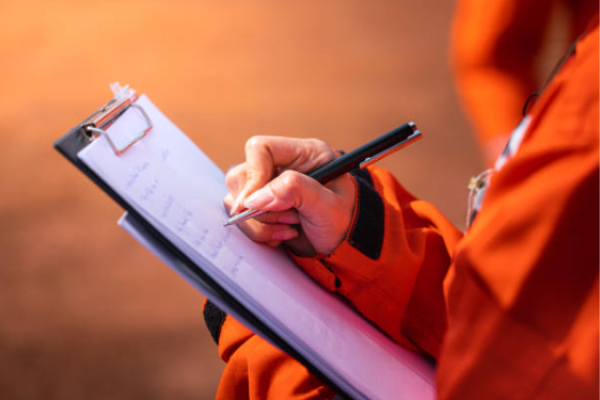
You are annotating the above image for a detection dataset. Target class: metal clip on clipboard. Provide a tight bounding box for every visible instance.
[80,83,153,155]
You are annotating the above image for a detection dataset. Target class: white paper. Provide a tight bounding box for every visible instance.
[79,95,435,400]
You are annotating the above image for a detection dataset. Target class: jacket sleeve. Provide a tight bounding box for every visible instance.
[437,24,599,398]
[290,166,462,359]
[206,165,462,399]
[203,300,336,400]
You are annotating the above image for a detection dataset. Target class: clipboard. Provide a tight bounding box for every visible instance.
[53,84,336,392]
[54,84,435,400]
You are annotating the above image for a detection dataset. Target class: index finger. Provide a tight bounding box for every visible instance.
[238,136,336,206]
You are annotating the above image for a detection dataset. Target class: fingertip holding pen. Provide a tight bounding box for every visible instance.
[224,122,421,227]
[223,209,267,226]
[230,192,246,216]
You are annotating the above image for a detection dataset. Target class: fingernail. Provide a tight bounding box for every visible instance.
[271,227,298,241]
[231,186,250,215]
[224,194,235,215]
[231,196,243,216]
[244,187,275,209]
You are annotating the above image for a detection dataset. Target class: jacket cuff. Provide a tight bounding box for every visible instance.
[203,299,228,345]
[202,299,256,362]
[346,168,384,260]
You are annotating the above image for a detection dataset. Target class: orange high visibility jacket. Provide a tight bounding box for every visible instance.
[207,19,599,400]
[452,0,599,165]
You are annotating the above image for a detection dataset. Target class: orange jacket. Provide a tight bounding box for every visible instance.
[452,0,599,165]
[209,20,599,400]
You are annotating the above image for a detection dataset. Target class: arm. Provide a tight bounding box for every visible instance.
[438,24,599,397]
[208,137,461,399]
[289,166,462,356]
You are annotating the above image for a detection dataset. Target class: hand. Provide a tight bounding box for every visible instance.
[224,136,356,256]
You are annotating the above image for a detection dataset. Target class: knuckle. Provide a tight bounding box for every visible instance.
[307,138,325,149]
[307,138,335,163]
[225,165,246,192]
[226,162,244,176]
[278,170,303,189]
[245,136,267,152]
[307,138,325,155]
[271,170,305,208]
[225,170,239,188]
[226,163,243,174]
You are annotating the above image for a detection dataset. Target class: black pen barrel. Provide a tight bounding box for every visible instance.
[308,122,417,183]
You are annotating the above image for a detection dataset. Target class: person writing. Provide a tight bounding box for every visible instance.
[203,14,599,400]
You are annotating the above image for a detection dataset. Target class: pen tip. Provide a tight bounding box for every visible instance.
[223,221,231,227]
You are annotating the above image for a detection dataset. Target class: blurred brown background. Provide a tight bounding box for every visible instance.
[0,1,484,399]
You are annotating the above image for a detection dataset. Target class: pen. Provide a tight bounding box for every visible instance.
[224,122,422,226]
